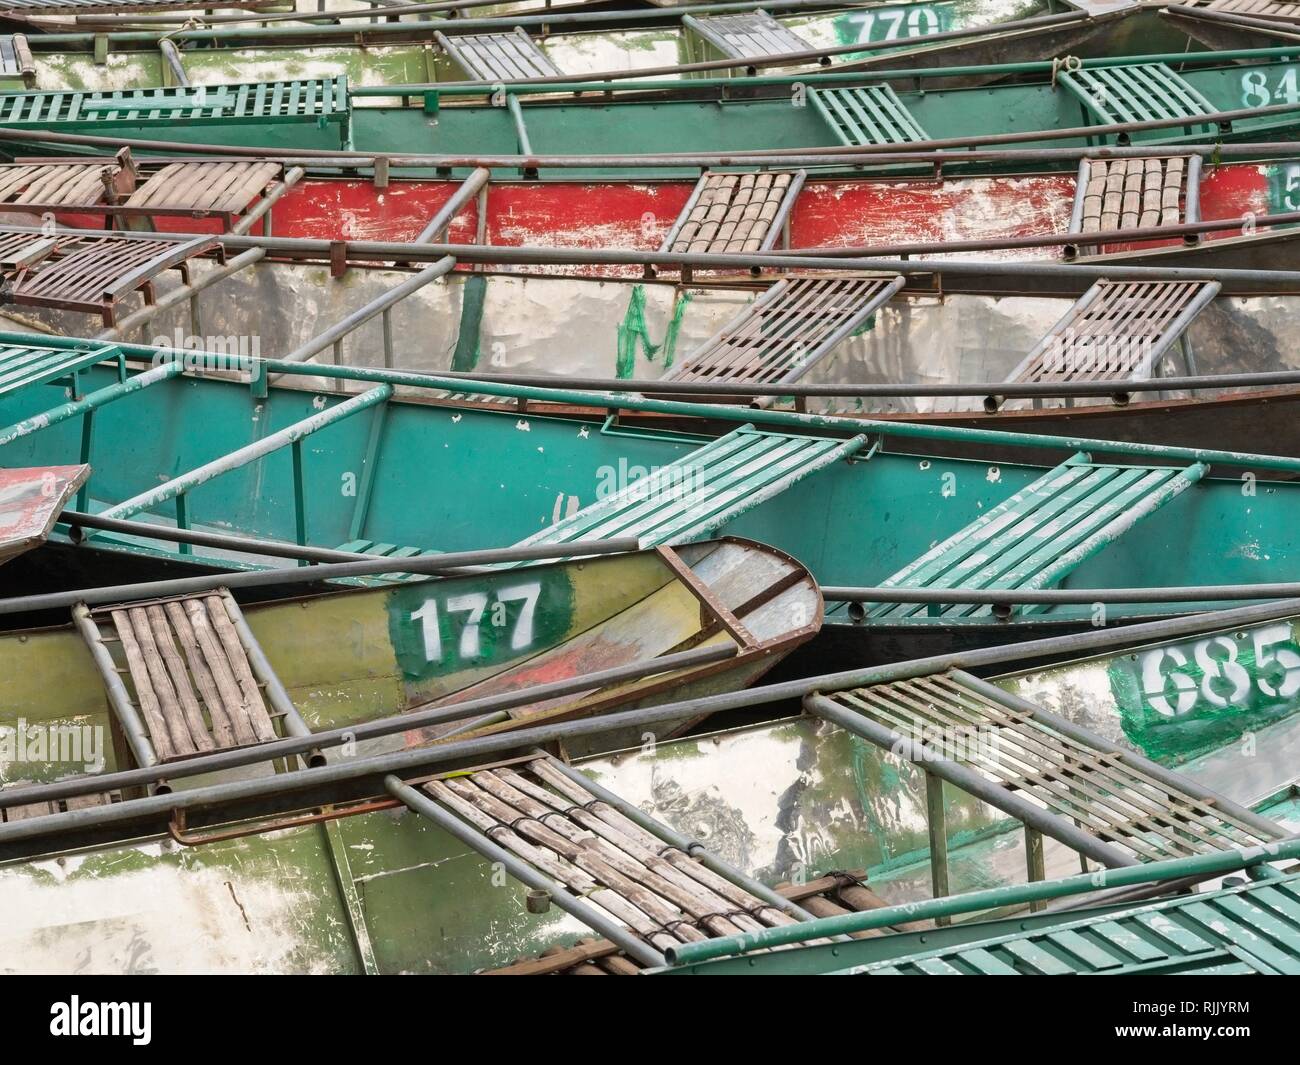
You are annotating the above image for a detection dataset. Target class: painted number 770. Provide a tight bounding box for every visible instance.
[410,582,541,662]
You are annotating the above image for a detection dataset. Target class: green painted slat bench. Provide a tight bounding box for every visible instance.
[865,451,1207,619]
[808,84,930,146]
[845,871,1300,975]
[0,77,350,136]
[0,339,121,399]
[1056,62,1222,139]
[512,423,869,554]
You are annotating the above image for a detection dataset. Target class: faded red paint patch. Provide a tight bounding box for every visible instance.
[53,163,1278,262]
[0,464,90,564]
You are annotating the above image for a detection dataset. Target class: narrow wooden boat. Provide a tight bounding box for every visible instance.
[1,47,1298,161]
[0,0,1140,94]
[5,148,1291,259]
[3,337,1300,662]
[0,536,821,791]
[2,603,1294,973]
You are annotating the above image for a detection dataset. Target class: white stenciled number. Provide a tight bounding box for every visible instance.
[1243,66,1300,108]
[497,582,541,650]
[1284,164,1300,211]
[908,8,938,36]
[411,583,542,662]
[1191,636,1251,708]
[1253,623,1300,698]
[446,591,490,657]
[1242,70,1271,107]
[411,599,442,662]
[1140,646,1198,717]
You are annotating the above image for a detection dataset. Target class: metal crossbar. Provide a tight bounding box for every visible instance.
[512,424,868,553]
[813,670,1285,866]
[0,0,276,11]
[866,452,1208,619]
[435,29,561,82]
[659,170,805,255]
[664,275,904,389]
[1004,280,1220,386]
[683,11,814,59]
[854,871,1300,975]
[809,84,930,146]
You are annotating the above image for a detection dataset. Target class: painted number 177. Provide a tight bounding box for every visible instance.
[410,582,541,662]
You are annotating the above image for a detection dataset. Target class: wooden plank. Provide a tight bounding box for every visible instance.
[204,593,276,743]
[109,608,176,761]
[125,605,199,759]
[144,604,215,753]
[163,600,237,749]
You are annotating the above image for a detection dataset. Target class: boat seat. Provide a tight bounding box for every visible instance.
[809,84,930,146]
[663,274,906,391]
[125,160,284,217]
[509,423,869,556]
[860,872,1300,975]
[0,227,219,326]
[682,11,815,60]
[9,0,278,11]
[1069,154,1202,237]
[1191,0,1300,20]
[659,169,805,255]
[864,451,1207,618]
[0,77,351,136]
[74,589,311,764]
[0,160,121,208]
[422,754,803,956]
[435,29,562,81]
[813,669,1285,865]
[0,339,122,399]
[1056,63,1220,137]
[1002,279,1220,390]
[0,35,35,85]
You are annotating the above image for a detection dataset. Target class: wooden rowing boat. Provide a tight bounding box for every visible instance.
[0,537,820,789]
[2,605,1293,972]
[2,344,1298,658]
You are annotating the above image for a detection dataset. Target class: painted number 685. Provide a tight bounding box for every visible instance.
[1140,623,1300,717]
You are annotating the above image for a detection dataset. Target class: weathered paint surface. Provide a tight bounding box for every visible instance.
[57,163,1286,270]
[3,609,1292,973]
[0,541,819,781]
[0,465,89,567]
[0,1,1035,93]
[1001,617,1300,775]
